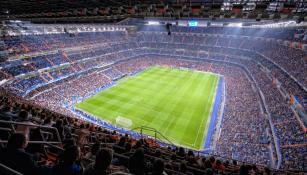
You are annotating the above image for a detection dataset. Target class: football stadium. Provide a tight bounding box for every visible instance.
[0,0,306,175]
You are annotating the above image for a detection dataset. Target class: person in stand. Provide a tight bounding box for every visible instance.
[15,110,35,141]
[129,148,146,175]
[0,133,43,175]
[52,145,83,175]
[84,148,113,175]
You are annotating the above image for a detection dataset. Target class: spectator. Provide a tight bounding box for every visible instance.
[53,145,83,175]
[213,159,225,173]
[239,165,250,175]
[85,142,101,160]
[0,105,15,120]
[123,142,132,155]
[129,148,146,175]
[84,148,113,175]
[0,133,42,175]
[177,147,185,157]
[117,136,126,147]
[209,156,215,166]
[179,162,188,174]
[63,138,77,150]
[205,168,214,175]
[52,119,64,140]
[152,159,165,175]
[204,160,212,169]
[264,167,271,175]
[43,117,52,127]
[133,140,142,149]
[76,124,90,146]
[15,110,35,140]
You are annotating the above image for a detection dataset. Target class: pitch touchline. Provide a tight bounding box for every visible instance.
[204,78,219,145]
[199,77,218,148]
[193,76,217,147]
[193,76,211,146]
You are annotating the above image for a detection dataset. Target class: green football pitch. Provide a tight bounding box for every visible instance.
[75,66,219,150]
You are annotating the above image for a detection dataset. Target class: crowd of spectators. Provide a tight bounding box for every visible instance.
[0,89,286,175]
[2,32,128,57]
[103,68,125,80]
[32,70,111,117]
[141,25,307,43]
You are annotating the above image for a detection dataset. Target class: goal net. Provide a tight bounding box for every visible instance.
[115,116,133,129]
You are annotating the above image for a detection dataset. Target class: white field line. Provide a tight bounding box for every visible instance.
[75,106,113,124]
[193,76,219,148]
[201,77,219,147]
[193,76,211,146]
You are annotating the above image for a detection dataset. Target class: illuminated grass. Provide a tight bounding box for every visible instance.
[76,66,219,150]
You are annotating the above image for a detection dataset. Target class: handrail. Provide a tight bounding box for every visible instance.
[131,126,175,146]
[0,163,23,175]
[144,153,208,174]
[0,120,62,144]
[0,140,61,144]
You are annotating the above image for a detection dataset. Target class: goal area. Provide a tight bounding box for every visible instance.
[115,116,133,129]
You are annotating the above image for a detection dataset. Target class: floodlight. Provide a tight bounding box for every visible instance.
[228,23,242,27]
[148,21,160,25]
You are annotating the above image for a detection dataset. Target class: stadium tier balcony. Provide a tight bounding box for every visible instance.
[3,32,128,57]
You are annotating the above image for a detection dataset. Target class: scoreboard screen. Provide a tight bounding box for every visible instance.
[188,20,198,27]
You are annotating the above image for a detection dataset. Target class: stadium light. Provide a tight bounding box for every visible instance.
[250,20,302,28]
[228,23,242,27]
[148,21,160,25]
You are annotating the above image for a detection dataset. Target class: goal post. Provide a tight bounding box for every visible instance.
[115,116,133,129]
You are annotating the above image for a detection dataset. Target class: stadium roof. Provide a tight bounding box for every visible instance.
[0,0,305,14]
[0,0,306,22]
